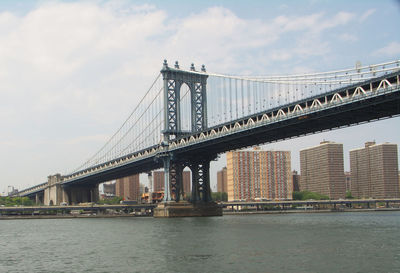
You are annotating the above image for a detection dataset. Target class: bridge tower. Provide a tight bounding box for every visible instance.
[158,60,216,211]
[161,59,208,139]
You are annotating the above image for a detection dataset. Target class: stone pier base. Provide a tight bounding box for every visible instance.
[153,201,222,218]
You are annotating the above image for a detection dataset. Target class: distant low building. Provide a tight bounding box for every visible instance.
[7,186,18,196]
[103,182,116,195]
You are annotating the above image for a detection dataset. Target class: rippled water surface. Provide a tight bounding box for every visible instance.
[1,211,400,273]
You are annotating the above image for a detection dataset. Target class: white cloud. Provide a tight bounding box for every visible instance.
[339,33,358,42]
[269,50,292,61]
[273,11,354,34]
[274,13,324,32]
[314,11,354,33]
[359,8,376,22]
[373,42,400,57]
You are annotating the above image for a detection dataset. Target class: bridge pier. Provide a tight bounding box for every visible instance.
[44,174,66,205]
[64,184,99,205]
[190,159,212,203]
[154,156,221,217]
[35,193,44,205]
[162,155,172,202]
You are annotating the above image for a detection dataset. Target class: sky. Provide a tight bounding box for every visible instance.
[0,0,399,194]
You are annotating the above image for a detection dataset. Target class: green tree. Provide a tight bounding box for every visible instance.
[0,196,34,206]
[211,192,228,202]
[345,191,354,199]
[97,196,123,205]
[292,191,329,200]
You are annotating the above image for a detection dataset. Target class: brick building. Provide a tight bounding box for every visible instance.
[350,142,399,198]
[226,148,292,201]
[217,167,228,193]
[300,141,345,199]
[116,174,140,201]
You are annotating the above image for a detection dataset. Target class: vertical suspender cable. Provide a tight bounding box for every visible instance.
[235,79,238,120]
[229,77,232,121]
[223,77,227,123]
[240,79,243,118]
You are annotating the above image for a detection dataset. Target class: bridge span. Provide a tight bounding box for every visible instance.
[13,60,400,214]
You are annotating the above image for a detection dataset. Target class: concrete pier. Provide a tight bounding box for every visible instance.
[153,201,222,218]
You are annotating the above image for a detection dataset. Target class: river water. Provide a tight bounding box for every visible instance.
[1,211,399,273]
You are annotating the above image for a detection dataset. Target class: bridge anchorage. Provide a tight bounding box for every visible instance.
[154,60,222,217]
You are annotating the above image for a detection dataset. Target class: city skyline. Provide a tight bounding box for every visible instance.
[213,140,399,192]
[0,0,399,193]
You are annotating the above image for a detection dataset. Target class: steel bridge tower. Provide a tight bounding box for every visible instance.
[159,60,213,203]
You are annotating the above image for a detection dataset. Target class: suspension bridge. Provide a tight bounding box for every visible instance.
[13,59,400,216]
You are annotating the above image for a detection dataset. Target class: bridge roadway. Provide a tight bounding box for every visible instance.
[60,71,400,187]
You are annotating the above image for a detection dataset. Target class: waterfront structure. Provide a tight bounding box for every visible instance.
[217,167,228,193]
[226,148,292,201]
[292,171,300,192]
[350,142,399,198]
[116,175,140,201]
[152,170,191,193]
[300,141,345,199]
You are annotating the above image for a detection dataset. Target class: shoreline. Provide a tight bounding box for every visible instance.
[1,207,399,220]
[0,214,149,220]
[223,207,400,215]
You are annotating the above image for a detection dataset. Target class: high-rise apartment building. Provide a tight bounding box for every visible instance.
[153,171,164,192]
[292,170,301,192]
[116,174,140,201]
[152,170,191,193]
[350,142,399,198]
[217,167,228,193]
[300,141,345,199]
[344,171,351,193]
[226,148,292,201]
